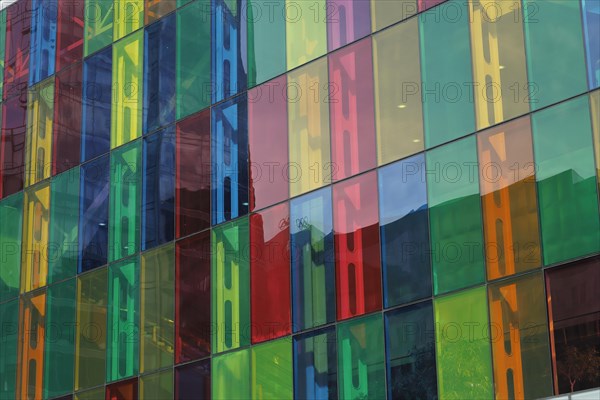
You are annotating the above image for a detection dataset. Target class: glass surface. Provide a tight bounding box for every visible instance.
[113,0,143,41]
[0,299,18,400]
[0,9,5,96]
[329,38,377,181]
[583,0,600,89]
[290,187,335,332]
[28,0,56,86]
[75,388,104,400]
[175,231,211,363]
[252,338,293,399]
[434,286,494,400]
[337,313,385,400]
[427,136,485,294]
[333,171,382,320]
[286,0,327,70]
[419,0,475,148]
[592,90,600,189]
[16,290,46,400]
[211,217,251,353]
[21,182,50,293]
[140,370,173,400]
[145,0,176,24]
[288,58,331,197]
[523,0,587,110]
[532,96,600,265]
[378,154,431,307]
[175,359,211,399]
[25,78,54,186]
[1,94,27,198]
[140,244,175,373]
[84,0,113,57]
[55,0,84,72]
[248,75,289,211]
[294,327,337,399]
[3,0,31,100]
[212,348,250,400]
[142,127,175,250]
[370,0,416,32]
[250,202,291,343]
[111,29,143,148]
[109,139,142,262]
[418,0,446,11]
[105,377,138,400]
[0,192,23,301]
[176,109,211,237]
[327,0,370,51]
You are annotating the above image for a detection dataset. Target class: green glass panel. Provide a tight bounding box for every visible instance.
[337,313,385,400]
[252,338,293,400]
[85,0,114,56]
[0,192,23,302]
[109,140,142,262]
[176,0,211,119]
[285,0,327,71]
[532,96,600,265]
[434,286,494,400]
[0,9,6,96]
[140,244,175,373]
[0,299,18,400]
[49,168,80,284]
[523,0,587,110]
[212,348,251,400]
[75,387,105,400]
[419,0,475,148]
[140,370,173,400]
[427,136,485,294]
[211,217,250,353]
[107,256,140,381]
[43,278,76,399]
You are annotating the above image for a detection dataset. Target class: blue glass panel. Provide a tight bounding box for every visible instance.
[142,127,175,251]
[583,0,600,89]
[143,13,176,134]
[81,47,112,162]
[378,153,431,307]
[293,327,337,400]
[78,155,109,273]
[290,187,335,332]
[211,94,248,225]
[29,0,57,85]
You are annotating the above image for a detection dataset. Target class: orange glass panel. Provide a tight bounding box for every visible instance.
[16,291,46,400]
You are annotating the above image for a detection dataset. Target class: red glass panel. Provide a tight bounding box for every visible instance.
[248,75,289,211]
[175,231,211,363]
[329,38,376,181]
[250,202,291,343]
[333,171,382,320]
[53,63,82,175]
[176,110,211,238]
[105,378,138,400]
[55,0,84,72]
[418,0,448,11]
[3,0,31,100]
[1,95,27,198]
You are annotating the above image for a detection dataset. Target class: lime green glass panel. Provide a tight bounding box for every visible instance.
[211,217,250,353]
[141,244,175,373]
[286,0,327,71]
[252,338,293,400]
[26,78,54,186]
[0,9,6,95]
[107,257,139,382]
[114,0,144,41]
[177,1,211,119]
[140,370,173,400]
[111,30,143,148]
[0,192,23,302]
[109,140,142,262]
[43,278,76,399]
[49,168,80,284]
[523,0,587,110]
[371,0,416,32]
[0,299,18,400]
[212,348,251,400]
[427,136,485,294]
[532,96,600,265]
[337,313,385,400]
[75,387,105,400]
[85,0,114,56]
[434,286,494,400]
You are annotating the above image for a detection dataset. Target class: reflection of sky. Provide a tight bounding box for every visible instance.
[0,1,18,11]
[290,187,332,236]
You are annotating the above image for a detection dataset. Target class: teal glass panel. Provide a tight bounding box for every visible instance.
[0,192,23,302]
[0,299,18,400]
[252,338,293,399]
[84,0,114,56]
[212,348,250,400]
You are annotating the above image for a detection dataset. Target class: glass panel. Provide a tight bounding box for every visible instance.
[434,286,494,399]
[287,58,331,197]
[175,359,211,399]
[145,0,176,24]
[21,182,50,293]
[250,203,291,343]
[175,231,211,363]
[378,154,431,307]
[592,90,600,190]
[583,0,600,89]
[427,136,485,294]
[0,9,6,96]
[211,217,251,353]
[176,110,211,238]
[142,127,175,250]
[25,78,54,186]
[140,370,173,400]
[532,96,600,265]
[3,0,31,100]
[286,0,327,70]
[523,0,587,110]
[248,75,288,211]
[109,140,142,262]
[420,0,475,148]
[140,244,175,373]
[327,0,370,51]
[28,0,56,85]
[105,377,138,400]
[0,299,19,400]
[55,0,84,72]
[16,291,46,400]
[113,0,144,41]
[290,187,335,331]
[252,338,293,399]
[111,29,143,148]
[0,192,23,301]
[333,171,382,320]
[1,94,27,198]
[84,0,113,57]
[337,313,385,400]
[370,0,416,32]
[294,327,337,399]
[212,348,250,400]
[75,388,104,400]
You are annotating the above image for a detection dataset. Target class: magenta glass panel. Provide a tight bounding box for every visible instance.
[329,38,376,181]
[176,231,211,363]
[53,63,82,175]
[333,171,382,320]
[327,0,371,51]
[1,95,27,198]
[418,0,447,11]
[3,0,31,100]
[248,75,288,211]
[250,202,291,343]
[55,0,83,72]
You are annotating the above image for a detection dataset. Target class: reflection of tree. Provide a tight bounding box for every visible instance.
[557,345,600,393]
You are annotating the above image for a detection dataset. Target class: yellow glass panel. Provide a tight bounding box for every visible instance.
[16,291,46,400]
[591,90,600,192]
[75,387,105,400]
[114,0,144,41]
[371,0,417,32]
[470,0,529,130]
[285,0,327,71]
[111,29,143,148]
[288,58,331,197]
[25,78,54,186]
[21,182,50,293]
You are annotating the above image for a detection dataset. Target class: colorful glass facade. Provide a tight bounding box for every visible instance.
[0,0,599,399]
